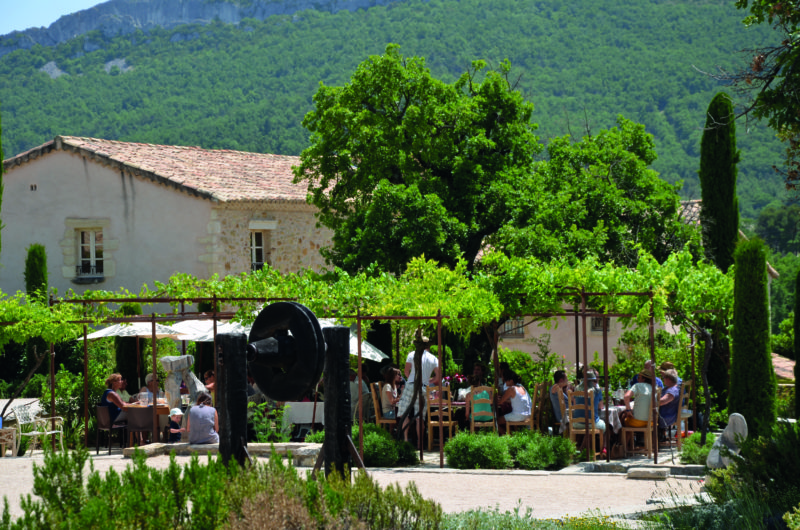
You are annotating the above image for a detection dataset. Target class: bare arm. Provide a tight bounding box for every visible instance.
[429,366,441,386]
[624,389,634,410]
[106,391,127,409]
[498,386,515,405]
[404,362,412,378]
[659,393,675,407]
[214,410,219,433]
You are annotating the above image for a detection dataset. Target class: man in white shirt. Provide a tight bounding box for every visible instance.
[396,334,441,442]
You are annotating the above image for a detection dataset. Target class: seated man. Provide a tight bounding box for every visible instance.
[658,369,681,437]
[549,370,570,432]
[627,360,663,390]
[573,369,607,452]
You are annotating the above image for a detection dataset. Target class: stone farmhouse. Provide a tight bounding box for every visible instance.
[0,136,332,296]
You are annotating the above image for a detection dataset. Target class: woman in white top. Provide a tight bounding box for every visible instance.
[497,370,532,435]
[381,367,400,419]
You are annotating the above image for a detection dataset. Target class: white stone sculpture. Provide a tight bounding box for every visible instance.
[706,412,748,469]
[159,355,207,411]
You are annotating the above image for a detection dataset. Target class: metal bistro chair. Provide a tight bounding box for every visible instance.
[96,405,127,455]
[10,402,64,456]
[126,407,155,447]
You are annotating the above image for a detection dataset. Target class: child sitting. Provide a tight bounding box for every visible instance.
[168,408,185,443]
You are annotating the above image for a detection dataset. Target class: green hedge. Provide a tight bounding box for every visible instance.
[444,431,575,470]
[305,424,418,467]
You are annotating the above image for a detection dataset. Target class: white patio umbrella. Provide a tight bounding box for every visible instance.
[318,319,389,362]
[86,322,182,340]
[172,319,249,342]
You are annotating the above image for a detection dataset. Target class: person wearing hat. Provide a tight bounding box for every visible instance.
[623,369,654,428]
[627,360,663,390]
[573,369,607,453]
[659,362,682,385]
[167,408,185,443]
[397,333,441,442]
[658,369,681,434]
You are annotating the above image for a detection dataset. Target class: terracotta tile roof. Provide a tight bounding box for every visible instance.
[3,136,308,204]
[772,353,796,381]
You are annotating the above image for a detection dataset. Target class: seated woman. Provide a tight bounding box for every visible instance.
[623,370,654,428]
[186,391,219,444]
[497,369,532,435]
[101,373,136,423]
[381,367,401,419]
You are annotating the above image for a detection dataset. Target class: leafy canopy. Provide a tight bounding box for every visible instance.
[293,44,542,274]
[492,116,696,268]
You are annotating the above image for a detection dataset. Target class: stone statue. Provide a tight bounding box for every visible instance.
[159,355,207,411]
[707,412,748,469]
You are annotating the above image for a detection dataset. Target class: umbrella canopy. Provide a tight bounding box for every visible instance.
[86,322,182,340]
[318,319,389,362]
[172,319,249,342]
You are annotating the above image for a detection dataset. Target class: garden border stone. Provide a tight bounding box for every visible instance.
[122,442,321,466]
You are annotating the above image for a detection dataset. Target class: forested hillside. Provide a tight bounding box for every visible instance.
[0,0,786,219]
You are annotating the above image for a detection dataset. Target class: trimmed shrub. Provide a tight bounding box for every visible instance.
[679,431,716,465]
[444,431,513,470]
[304,424,417,467]
[729,238,777,438]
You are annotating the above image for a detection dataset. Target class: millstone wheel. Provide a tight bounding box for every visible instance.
[247,302,326,402]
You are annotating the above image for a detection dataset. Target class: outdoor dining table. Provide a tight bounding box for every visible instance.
[601,404,626,434]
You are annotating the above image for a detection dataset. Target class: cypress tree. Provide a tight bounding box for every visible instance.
[699,92,740,411]
[115,302,143,389]
[699,92,740,273]
[729,238,776,438]
[24,244,48,300]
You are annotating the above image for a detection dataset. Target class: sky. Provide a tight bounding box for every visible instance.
[0,1,103,35]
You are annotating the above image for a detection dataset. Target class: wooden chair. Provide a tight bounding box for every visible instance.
[621,388,661,458]
[469,386,495,433]
[505,385,535,434]
[96,405,127,455]
[426,387,458,451]
[10,402,64,456]
[532,382,549,432]
[370,382,397,433]
[567,389,603,460]
[665,380,693,451]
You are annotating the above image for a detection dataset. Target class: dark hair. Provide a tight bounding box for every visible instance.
[196,391,212,406]
[502,369,519,385]
[204,370,215,379]
[553,370,567,384]
[384,367,399,388]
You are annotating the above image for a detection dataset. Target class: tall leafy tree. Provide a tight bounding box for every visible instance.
[699,92,740,274]
[293,44,541,274]
[730,238,776,438]
[492,116,696,267]
[0,104,3,260]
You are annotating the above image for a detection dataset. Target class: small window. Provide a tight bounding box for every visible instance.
[502,317,525,337]
[250,231,270,271]
[76,230,104,277]
[590,316,611,332]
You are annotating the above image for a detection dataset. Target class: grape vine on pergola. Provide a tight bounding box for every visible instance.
[0,248,731,465]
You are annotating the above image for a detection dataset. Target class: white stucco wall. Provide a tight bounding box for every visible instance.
[0,150,214,295]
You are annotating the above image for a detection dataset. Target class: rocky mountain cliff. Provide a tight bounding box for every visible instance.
[0,0,397,57]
